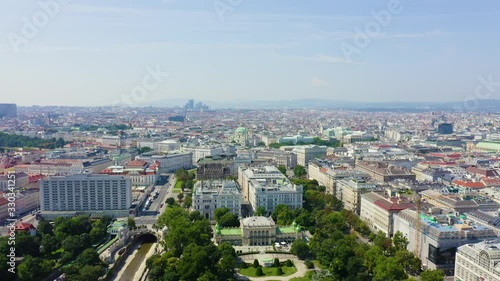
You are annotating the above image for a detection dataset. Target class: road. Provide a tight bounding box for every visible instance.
[0,210,39,236]
[135,174,175,226]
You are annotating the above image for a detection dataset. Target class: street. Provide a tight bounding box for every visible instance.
[0,210,39,236]
[135,173,176,226]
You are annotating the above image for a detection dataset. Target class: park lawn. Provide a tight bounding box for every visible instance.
[313,260,326,269]
[173,180,183,193]
[239,265,297,277]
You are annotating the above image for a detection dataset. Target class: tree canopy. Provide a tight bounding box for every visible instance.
[149,206,237,281]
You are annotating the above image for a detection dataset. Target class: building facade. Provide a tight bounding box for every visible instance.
[455,240,500,281]
[248,178,303,214]
[355,160,416,182]
[293,145,327,166]
[214,216,303,246]
[239,165,303,213]
[394,209,497,275]
[336,178,383,215]
[40,174,132,218]
[136,152,193,173]
[193,180,241,220]
[360,192,414,237]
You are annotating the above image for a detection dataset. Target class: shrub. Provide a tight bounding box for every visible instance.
[239,262,248,269]
[276,267,283,275]
[273,258,280,267]
[253,259,260,268]
[285,259,293,267]
[255,267,264,276]
[305,260,314,269]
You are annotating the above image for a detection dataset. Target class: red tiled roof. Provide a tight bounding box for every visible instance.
[482,178,500,186]
[452,180,486,189]
[15,222,35,231]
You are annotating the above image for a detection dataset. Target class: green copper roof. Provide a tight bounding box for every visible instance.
[476,141,500,151]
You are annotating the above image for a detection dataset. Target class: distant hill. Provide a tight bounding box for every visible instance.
[147,98,500,112]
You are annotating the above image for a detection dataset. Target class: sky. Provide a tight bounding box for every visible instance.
[1,0,500,107]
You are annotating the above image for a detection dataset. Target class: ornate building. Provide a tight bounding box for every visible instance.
[214,216,303,246]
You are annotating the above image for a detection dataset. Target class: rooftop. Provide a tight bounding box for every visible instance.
[242,216,275,227]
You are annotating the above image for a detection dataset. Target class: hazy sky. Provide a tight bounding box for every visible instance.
[1,0,500,106]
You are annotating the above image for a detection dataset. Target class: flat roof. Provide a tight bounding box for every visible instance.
[220,228,242,235]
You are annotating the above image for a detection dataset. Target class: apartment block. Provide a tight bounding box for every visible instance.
[40,174,132,218]
[336,178,384,214]
[360,192,414,237]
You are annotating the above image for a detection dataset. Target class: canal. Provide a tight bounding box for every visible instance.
[118,235,157,281]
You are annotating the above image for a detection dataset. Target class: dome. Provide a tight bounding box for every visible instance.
[235,127,247,134]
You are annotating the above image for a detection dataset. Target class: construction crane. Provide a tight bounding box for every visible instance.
[414,195,422,259]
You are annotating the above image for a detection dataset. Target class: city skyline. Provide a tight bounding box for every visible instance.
[2,1,500,107]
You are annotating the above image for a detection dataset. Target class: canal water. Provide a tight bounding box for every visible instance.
[119,236,156,281]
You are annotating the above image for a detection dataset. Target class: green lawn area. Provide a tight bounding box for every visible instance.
[239,265,297,277]
[173,180,183,193]
[313,260,326,269]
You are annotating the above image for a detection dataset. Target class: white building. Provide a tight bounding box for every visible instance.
[292,145,327,166]
[184,146,225,164]
[40,174,132,218]
[278,135,314,145]
[193,180,241,220]
[248,179,303,214]
[455,240,500,281]
[238,165,288,201]
[99,135,126,147]
[360,192,414,237]
[136,152,192,172]
[336,178,383,215]
[239,166,302,214]
[156,140,181,152]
